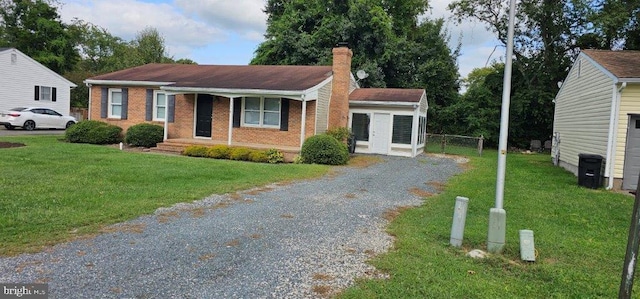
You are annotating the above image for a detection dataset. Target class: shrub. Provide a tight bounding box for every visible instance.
[266,149,284,164]
[65,120,122,144]
[293,155,305,164]
[326,127,351,143]
[229,147,252,161]
[125,123,164,148]
[182,145,208,157]
[206,145,231,159]
[249,150,269,163]
[300,134,349,165]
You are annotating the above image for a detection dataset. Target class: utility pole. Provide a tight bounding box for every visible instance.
[487,0,516,254]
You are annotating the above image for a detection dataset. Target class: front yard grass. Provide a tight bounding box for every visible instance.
[340,150,635,298]
[0,135,328,256]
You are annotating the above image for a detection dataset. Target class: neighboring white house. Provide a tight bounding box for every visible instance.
[0,48,76,115]
[553,49,640,190]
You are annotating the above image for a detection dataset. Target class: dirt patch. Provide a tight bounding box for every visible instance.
[312,273,333,281]
[100,223,146,234]
[0,141,26,148]
[347,155,384,168]
[382,206,413,222]
[425,181,447,192]
[408,187,434,198]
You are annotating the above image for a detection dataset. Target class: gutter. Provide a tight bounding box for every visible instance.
[83,79,174,86]
[606,81,627,189]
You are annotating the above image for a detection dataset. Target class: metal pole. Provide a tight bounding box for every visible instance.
[619,173,640,298]
[488,0,516,254]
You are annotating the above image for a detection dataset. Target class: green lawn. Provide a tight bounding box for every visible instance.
[0,135,328,256]
[340,149,635,298]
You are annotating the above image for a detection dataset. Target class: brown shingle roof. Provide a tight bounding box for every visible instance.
[88,64,333,91]
[349,88,424,103]
[582,49,640,79]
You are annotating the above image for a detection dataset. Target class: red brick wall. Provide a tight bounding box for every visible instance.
[89,87,317,147]
[328,47,352,129]
[212,97,230,142]
[232,100,314,148]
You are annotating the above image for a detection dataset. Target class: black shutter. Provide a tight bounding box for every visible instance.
[168,95,175,123]
[280,99,289,131]
[145,89,153,121]
[121,88,128,120]
[52,87,57,102]
[100,87,108,118]
[34,86,40,101]
[232,98,241,128]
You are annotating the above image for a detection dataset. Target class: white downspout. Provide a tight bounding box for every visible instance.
[606,82,626,189]
[86,83,92,120]
[228,97,234,146]
[300,95,307,149]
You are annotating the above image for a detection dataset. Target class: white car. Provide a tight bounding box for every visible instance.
[0,107,77,130]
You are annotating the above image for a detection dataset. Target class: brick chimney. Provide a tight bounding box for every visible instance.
[328,46,353,129]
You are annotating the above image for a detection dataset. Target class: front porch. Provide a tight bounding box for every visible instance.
[153,138,301,162]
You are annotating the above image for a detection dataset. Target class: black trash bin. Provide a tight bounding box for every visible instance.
[578,154,604,189]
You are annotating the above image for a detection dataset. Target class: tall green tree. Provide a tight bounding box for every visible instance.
[448,0,590,147]
[589,0,640,50]
[253,0,460,132]
[0,0,78,73]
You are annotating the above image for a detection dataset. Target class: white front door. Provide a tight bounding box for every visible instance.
[371,113,390,154]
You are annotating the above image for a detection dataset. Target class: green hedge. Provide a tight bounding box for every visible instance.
[125,123,164,148]
[182,145,283,163]
[300,134,349,165]
[65,120,122,145]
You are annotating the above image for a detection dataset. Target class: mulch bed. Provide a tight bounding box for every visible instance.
[0,142,26,149]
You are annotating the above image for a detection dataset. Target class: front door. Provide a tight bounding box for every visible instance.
[195,94,213,138]
[623,115,640,189]
[371,113,390,154]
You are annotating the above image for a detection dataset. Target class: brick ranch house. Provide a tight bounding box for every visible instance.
[84,47,428,158]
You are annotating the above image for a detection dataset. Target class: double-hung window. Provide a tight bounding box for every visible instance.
[40,86,52,101]
[154,91,167,121]
[243,97,280,128]
[108,88,123,118]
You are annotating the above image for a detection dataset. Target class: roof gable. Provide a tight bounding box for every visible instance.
[582,49,640,79]
[88,64,333,91]
[0,48,76,87]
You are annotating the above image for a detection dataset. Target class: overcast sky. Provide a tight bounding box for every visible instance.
[57,0,503,80]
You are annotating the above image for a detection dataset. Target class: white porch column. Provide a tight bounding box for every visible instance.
[411,106,419,157]
[163,102,169,141]
[228,97,234,146]
[300,97,307,148]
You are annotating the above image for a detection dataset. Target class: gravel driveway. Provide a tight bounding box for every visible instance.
[0,154,463,298]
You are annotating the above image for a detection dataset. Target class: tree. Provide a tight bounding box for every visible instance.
[0,0,78,73]
[133,27,171,64]
[589,0,640,50]
[253,0,460,132]
[448,0,589,147]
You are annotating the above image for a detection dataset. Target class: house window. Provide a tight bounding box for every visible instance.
[154,91,167,121]
[108,88,123,118]
[392,115,413,144]
[242,97,280,127]
[40,86,52,101]
[352,113,370,141]
[418,116,426,144]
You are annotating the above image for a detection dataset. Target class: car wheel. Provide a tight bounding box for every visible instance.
[23,120,35,131]
[65,121,75,129]
[4,124,15,130]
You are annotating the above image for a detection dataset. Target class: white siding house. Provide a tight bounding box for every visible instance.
[553,49,640,189]
[0,48,76,115]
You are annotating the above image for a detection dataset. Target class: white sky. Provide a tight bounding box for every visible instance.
[57,0,503,80]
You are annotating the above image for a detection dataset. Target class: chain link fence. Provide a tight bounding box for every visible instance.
[425,134,484,156]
